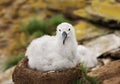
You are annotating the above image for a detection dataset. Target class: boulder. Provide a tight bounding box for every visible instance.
[101,48,120,59]
[12,57,81,84]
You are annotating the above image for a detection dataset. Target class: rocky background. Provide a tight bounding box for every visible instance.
[0,0,120,84]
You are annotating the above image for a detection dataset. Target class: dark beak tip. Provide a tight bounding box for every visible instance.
[62,32,67,45]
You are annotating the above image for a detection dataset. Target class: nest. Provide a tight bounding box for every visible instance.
[12,57,81,84]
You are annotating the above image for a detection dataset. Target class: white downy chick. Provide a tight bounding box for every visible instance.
[25,22,79,72]
[77,45,98,68]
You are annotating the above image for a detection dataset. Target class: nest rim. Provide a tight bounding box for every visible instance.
[12,57,81,84]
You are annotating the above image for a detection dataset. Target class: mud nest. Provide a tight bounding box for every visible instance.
[12,57,81,84]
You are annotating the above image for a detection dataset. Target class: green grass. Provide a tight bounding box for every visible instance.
[21,19,47,37]
[3,54,24,71]
[48,15,71,26]
[80,63,88,76]
[21,14,71,38]
[72,63,99,84]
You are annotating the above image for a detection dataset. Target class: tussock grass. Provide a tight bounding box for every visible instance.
[21,14,71,38]
[72,63,99,84]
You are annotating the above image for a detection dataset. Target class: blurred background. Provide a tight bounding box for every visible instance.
[0,0,120,84]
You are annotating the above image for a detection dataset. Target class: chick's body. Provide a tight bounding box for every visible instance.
[26,23,78,71]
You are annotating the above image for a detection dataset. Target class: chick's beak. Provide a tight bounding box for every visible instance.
[62,31,67,45]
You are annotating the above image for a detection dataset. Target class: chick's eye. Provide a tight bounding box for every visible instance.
[59,29,61,32]
[68,28,70,31]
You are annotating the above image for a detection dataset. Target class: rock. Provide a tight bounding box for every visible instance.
[0,39,8,48]
[85,34,120,57]
[101,48,120,59]
[46,0,86,11]
[0,66,15,84]
[12,57,81,84]
[86,1,120,21]
[115,30,120,37]
[74,0,120,21]
[13,0,26,6]
[74,21,112,40]
[88,60,120,84]
[0,0,13,6]
[103,75,120,84]
[73,1,120,29]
